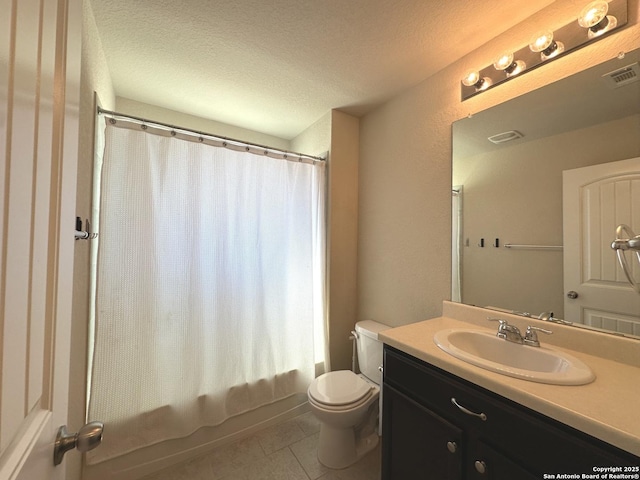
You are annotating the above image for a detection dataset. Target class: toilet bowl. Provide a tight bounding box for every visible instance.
[307,320,389,469]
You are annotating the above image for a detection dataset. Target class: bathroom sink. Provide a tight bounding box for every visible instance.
[433,329,595,385]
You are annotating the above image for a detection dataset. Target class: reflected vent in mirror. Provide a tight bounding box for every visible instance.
[487,130,524,144]
[601,62,639,89]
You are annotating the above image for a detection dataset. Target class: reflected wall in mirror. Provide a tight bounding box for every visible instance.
[452,48,640,338]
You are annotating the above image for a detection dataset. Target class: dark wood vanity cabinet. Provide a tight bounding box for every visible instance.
[382,346,640,480]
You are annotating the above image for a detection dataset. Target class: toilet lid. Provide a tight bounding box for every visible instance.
[308,371,373,406]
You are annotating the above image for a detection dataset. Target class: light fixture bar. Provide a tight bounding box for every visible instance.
[461,0,628,101]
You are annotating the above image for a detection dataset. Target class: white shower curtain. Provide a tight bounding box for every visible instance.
[88,120,326,463]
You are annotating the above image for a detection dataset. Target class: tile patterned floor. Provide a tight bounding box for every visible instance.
[142,412,381,480]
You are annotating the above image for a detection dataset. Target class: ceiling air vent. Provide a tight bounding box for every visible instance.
[601,62,640,89]
[487,130,523,145]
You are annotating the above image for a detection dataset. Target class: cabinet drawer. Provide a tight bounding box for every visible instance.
[383,346,640,474]
[385,345,490,429]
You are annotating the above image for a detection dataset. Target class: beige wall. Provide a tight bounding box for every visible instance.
[290,111,331,156]
[357,0,640,328]
[115,97,292,150]
[291,111,361,371]
[327,112,360,370]
[67,2,116,479]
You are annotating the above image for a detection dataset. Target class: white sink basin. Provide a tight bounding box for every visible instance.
[434,329,595,385]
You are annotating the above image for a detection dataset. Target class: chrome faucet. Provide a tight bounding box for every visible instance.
[488,318,553,347]
[538,311,573,325]
[538,311,555,322]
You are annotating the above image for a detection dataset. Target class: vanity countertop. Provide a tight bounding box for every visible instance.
[379,304,640,457]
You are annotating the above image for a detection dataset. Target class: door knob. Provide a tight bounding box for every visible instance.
[53,421,104,466]
[567,290,579,299]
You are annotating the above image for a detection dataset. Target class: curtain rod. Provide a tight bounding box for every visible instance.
[97,107,326,163]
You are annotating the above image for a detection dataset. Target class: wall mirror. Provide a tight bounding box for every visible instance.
[452,48,640,338]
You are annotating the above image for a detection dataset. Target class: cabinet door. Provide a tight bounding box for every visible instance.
[382,385,463,480]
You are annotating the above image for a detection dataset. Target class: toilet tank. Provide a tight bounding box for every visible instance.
[355,320,390,385]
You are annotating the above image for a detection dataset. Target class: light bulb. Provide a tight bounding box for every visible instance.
[461,70,492,91]
[493,52,526,77]
[493,52,514,71]
[578,1,608,27]
[529,30,565,60]
[462,71,480,86]
[578,1,617,38]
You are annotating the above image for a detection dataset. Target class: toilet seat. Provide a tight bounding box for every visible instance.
[308,390,376,412]
[308,370,375,408]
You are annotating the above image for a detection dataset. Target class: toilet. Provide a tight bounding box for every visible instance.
[307,320,389,469]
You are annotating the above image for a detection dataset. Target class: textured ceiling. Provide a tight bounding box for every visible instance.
[90,0,554,139]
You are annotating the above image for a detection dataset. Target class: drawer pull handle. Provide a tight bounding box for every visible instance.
[475,460,487,474]
[446,441,457,453]
[451,397,487,421]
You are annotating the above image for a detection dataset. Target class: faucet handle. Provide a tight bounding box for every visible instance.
[487,317,507,326]
[527,325,552,335]
[524,325,552,347]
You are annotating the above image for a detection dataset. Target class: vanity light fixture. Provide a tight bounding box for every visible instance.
[460,0,627,101]
[529,30,565,61]
[493,52,526,77]
[578,0,618,38]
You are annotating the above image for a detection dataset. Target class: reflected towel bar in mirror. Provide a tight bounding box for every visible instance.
[504,244,563,250]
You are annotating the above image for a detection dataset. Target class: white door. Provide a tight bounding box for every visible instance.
[0,0,81,478]
[563,157,640,334]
